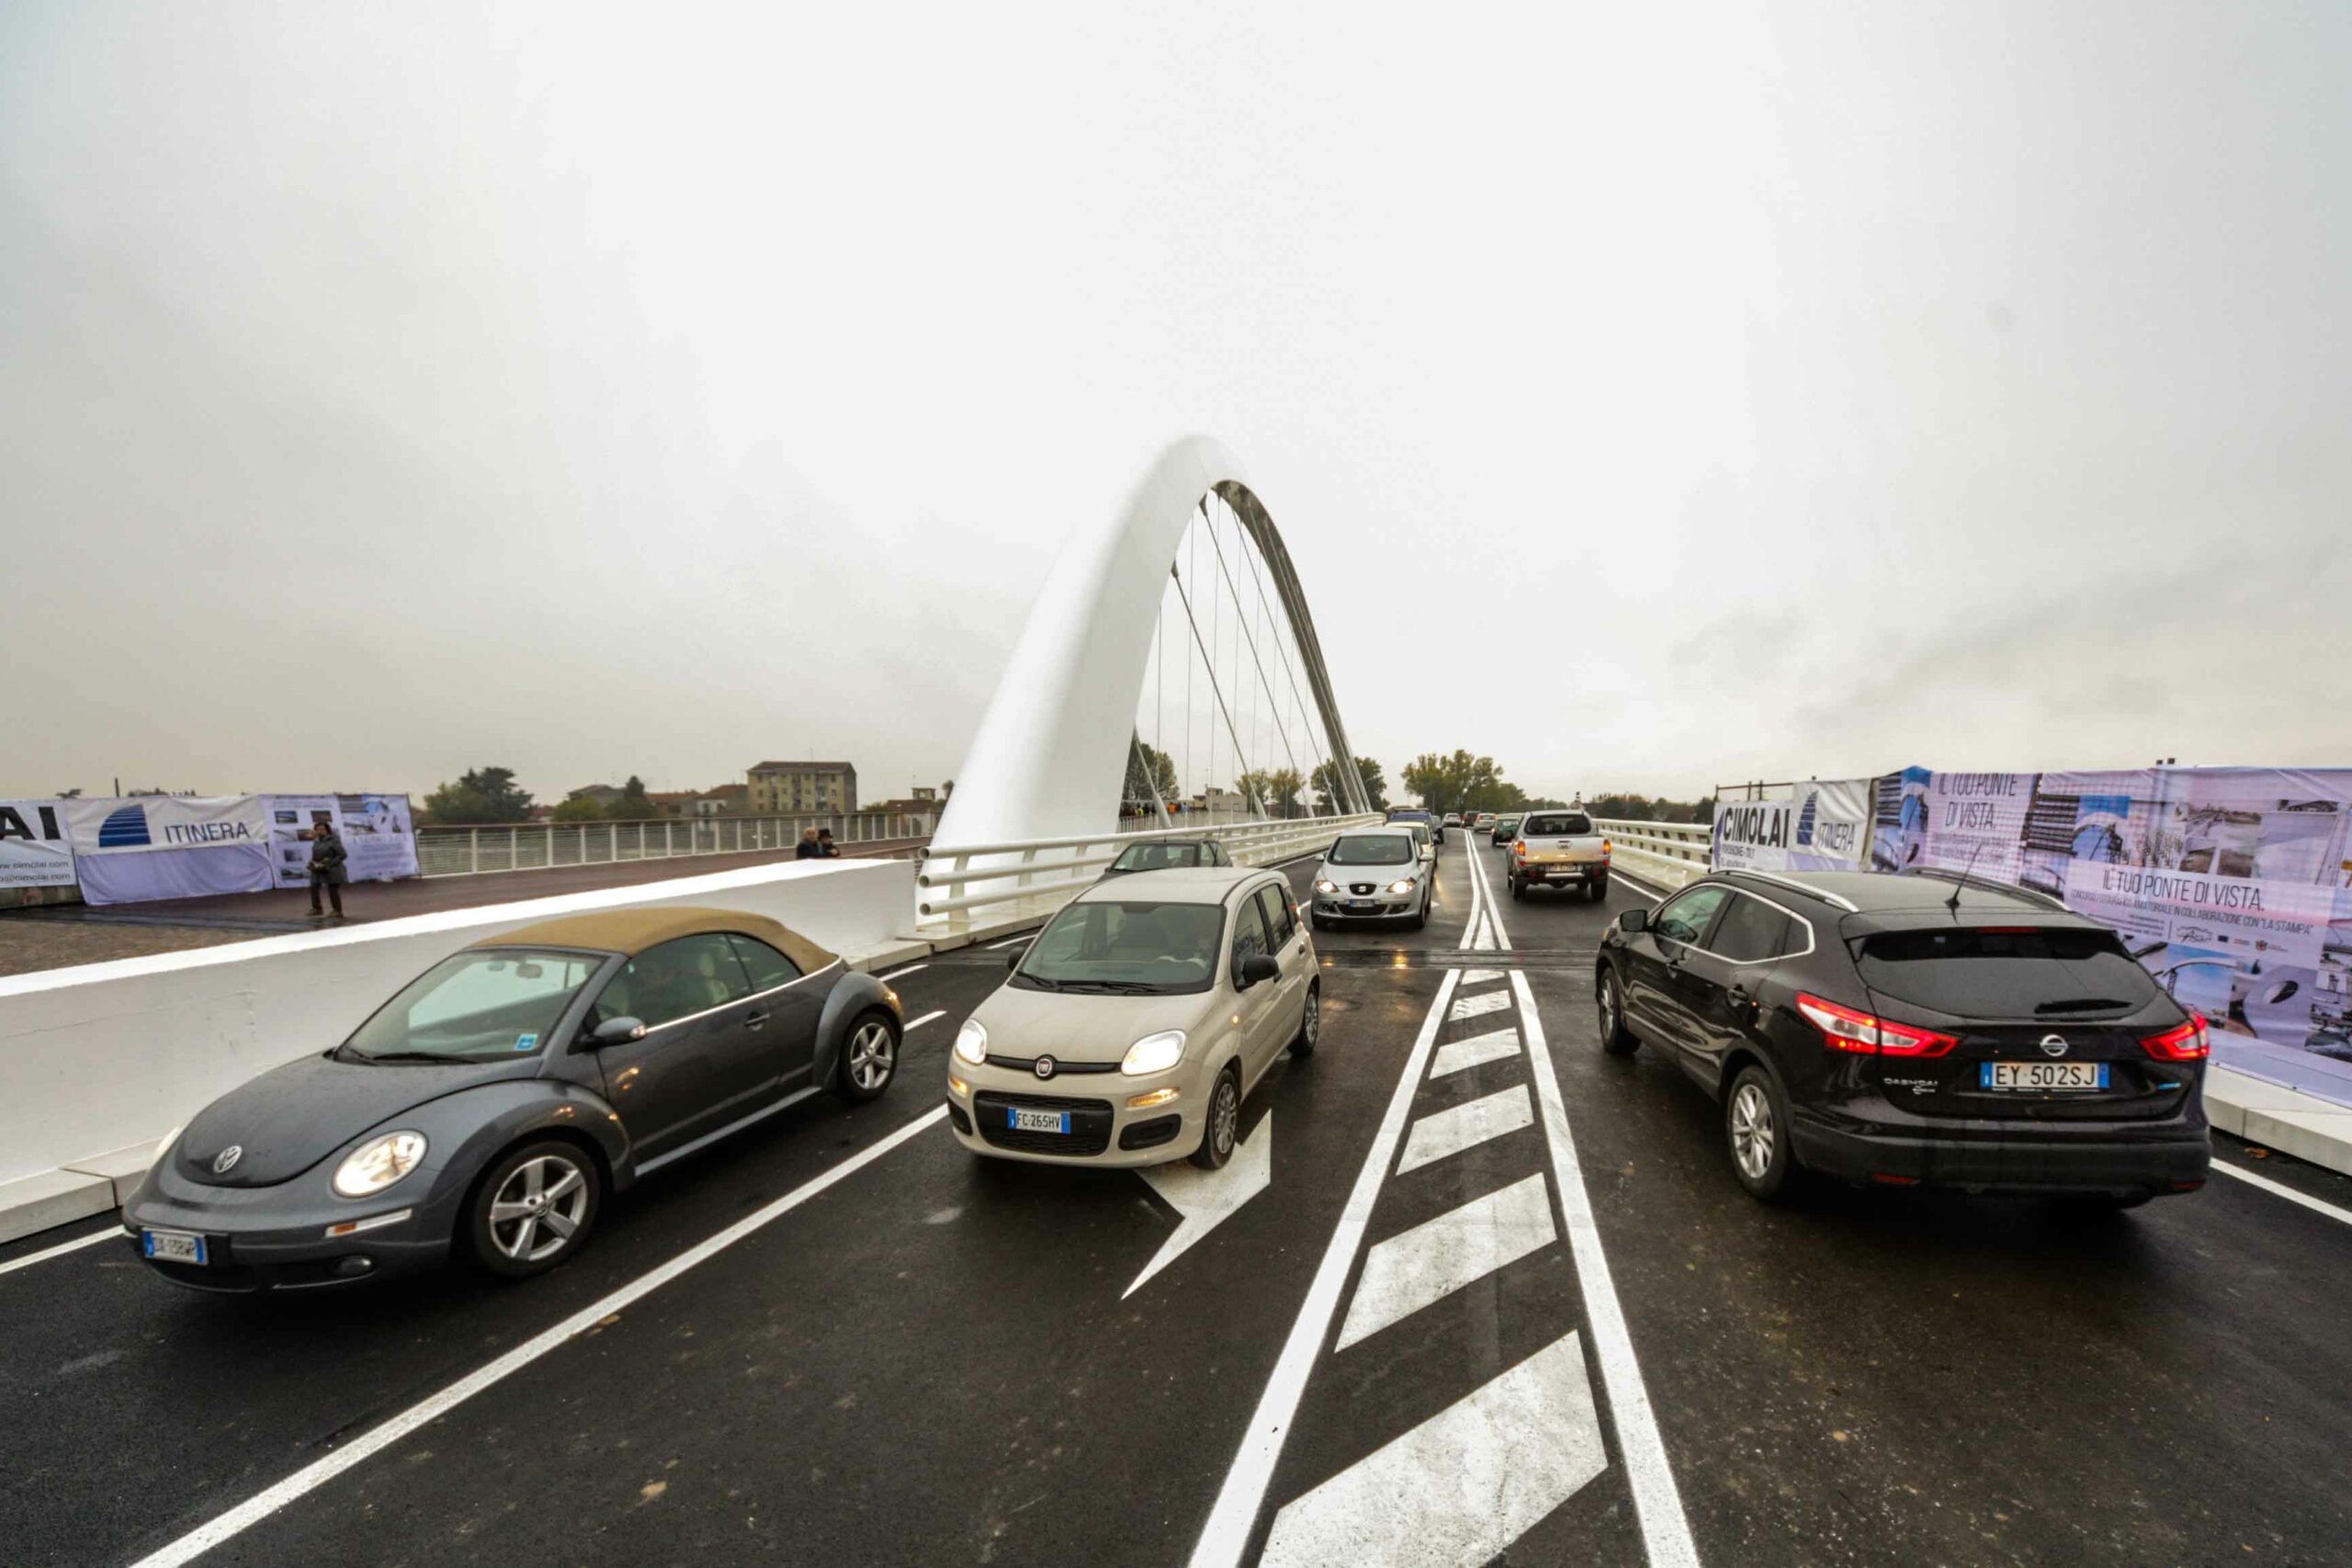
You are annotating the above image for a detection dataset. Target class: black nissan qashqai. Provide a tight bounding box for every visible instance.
[1595,869,2211,1206]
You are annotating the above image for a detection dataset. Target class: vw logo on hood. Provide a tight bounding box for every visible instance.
[2038,1033,2070,1059]
[1033,1055,1057,1080]
[211,1145,244,1175]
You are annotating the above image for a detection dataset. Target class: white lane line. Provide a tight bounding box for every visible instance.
[905,1010,946,1031]
[2213,1160,2352,1228]
[1187,967,1464,1568]
[1458,966,1506,987]
[1456,837,1484,953]
[0,1224,119,1280]
[128,1106,948,1568]
[1462,840,1513,952]
[985,933,1035,949]
[878,962,929,980]
[1396,1085,1536,1175]
[1608,867,1672,901]
[1430,1028,1521,1078]
[1260,1327,1607,1568]
[1334,1171,1555,1352]
[1510,969,1701,1568]
[1448,989,1512,1023]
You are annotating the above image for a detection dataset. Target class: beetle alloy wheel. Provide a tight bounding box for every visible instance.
[489,1154,591,1263]
[1729,1081,1775,1181]
[847,1019,897,1092]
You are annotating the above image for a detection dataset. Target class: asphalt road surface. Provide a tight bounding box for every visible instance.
[5,833,2350,1567]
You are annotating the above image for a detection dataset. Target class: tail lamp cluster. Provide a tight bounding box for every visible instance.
[1796,994,2211,1064]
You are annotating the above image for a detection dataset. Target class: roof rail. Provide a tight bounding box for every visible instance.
[1909,868,2070,912]
[1724,868,1860,913]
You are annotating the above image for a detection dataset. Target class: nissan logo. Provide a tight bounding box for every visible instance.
[211,1145,243,1175]
[1034,1055,1057,1080]
[2038,1033,2070,1059]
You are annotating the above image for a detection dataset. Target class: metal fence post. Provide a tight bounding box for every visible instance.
[469,827,480,874]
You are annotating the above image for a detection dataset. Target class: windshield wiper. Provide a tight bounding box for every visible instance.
[1012,975,1064,991]
[1057,979,1161,995]
[352,1050,473,1065]
[2032,998,2132,1015]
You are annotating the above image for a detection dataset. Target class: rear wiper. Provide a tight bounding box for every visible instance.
[2032,998,2132,1015]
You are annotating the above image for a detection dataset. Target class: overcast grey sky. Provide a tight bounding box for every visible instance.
[4,3,2345,807]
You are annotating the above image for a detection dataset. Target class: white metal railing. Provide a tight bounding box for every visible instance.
[417,812,934,878]
[917,814,1383,928]
[1591,817,1712,892]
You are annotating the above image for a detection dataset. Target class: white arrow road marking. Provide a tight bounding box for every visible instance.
[1125,1111,1274,1299]
[1430,1027,1520,1078]
[1448,989,1511,1023]
[1335,1172,1556,1352]
[1396,1084,1535,1175]
[1259,1328,1608,1568]
[1456,966,1506,986]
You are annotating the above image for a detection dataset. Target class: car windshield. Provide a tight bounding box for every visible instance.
[1111,841,1212,873]
[1012,899,1227,993]
[345,947,605,1062]
[1329,833,1414,865]
[1522,813,1592,836]
[1857,928,2161,1017]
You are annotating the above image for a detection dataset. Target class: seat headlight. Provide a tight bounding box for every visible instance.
[1315,878,1340,894]
[1121,1030,1187,1076]
[1388,877,1418,895]
[333,1132,427,1199]
[954,1018,989,1066]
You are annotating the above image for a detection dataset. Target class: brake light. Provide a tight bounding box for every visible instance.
[2141,1012,2210,1061]
[1794,993,1959,1057]
[1513,841,1527,858]
[1600,839,1611,858]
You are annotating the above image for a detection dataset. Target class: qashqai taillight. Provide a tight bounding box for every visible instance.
[1794,992,1959,1058]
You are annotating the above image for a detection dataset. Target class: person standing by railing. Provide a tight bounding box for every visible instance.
[301,814,349,919]
[817,827,842,857]
[796,827,823,861]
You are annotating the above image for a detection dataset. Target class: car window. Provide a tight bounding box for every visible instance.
[347,947,605,1061]
[1653,886,1730,947]
[1232,893,1272,969]
[1113,841,1208,872]
[1012,899,1227,993]
[1521,813,1593,837]
[594,934,755,1030]
[1329,833,1414,865]
[1256,882,1296,946]
[1857,927,2160,1017]
[1707,894,1794,963]
[726,932,802,991]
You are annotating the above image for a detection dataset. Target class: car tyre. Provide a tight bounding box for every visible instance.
[834,1010,900,1103]
[1510,874,1525,901]
[1725,1065,1798,1202]
[1288,984,1320,1058]
[1191,1065,1242,1170]
[467,1138,603,1280]
[1597,967,1638,1055]
[1589,874,1610,902]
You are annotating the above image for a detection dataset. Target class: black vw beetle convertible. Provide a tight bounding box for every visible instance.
[123,907,903,1292]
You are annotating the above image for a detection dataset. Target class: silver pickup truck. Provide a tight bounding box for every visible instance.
[1506,809,1611,901]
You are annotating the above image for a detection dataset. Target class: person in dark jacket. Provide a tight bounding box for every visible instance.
[795,827,823,861]
[304,816,348,918]
[817,827,842,858]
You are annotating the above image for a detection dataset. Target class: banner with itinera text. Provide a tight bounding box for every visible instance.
[1711,778,1873,875]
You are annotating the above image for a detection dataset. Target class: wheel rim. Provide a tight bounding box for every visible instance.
[848,1020,896,1090]
[1303,990,1320,1046]
[1213,1079,1238,1156]
[489,1154,590,1262]
[1599,977,1619,1039]
[1729,1083,1774,1179]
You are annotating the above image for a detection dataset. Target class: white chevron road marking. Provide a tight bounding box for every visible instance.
[1447,988,1511,1022]
[1429,1027,1520,1078]
[1335,1172,1556,1351]
[1396,1084,1534,1175]
[1456,966,1506,986]
[1125,1111,1273,1299]
[1259,1328,1608,1568]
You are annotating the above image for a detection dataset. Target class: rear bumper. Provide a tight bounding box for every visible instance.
[1789,1110,2211,1195]
[1514,862,1605,882]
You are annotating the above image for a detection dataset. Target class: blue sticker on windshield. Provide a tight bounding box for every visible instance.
[514,1032,539,1053]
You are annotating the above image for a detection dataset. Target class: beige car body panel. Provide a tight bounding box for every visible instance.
[949,866,1316,1167]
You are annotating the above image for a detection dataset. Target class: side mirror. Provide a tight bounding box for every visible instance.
[1236,953,1281,990]
[1005,943,1029,973]
[590,1015,647,1045]
[1618,909,1647,935]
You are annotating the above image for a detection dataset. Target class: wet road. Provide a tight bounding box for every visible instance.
[4,832,2349,1567]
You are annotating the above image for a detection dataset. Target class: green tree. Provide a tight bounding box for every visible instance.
[605,775,658,820]
[1234,768,1306,818]
[422,766,534,825]
[1400,750,1507,816]
[1124,740,1181,806]
[550,795,606,824]
[1310,756,1389,813]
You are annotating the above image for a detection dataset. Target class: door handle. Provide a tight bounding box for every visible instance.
[743,1010,770,1030]
[1725,986,1751,1012]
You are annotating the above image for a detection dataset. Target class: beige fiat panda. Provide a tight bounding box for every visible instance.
[948,867,1318,1168]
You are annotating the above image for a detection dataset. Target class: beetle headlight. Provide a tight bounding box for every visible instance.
[153,1123,185,1164]
[1315,878,1340,894]
[1388,878,1418,895]
[333,1132,428,1199]
[954,1018,989,1066]
[1121,1030,1187,1076]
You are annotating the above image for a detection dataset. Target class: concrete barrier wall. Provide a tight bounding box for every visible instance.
[0,857,914,1188]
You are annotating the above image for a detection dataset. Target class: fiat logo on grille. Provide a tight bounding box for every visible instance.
[2038,1033,2070,1058]
[1034,1055,1057,1080]
[211,1145,243,1175]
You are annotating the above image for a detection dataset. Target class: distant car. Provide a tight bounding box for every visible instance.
[1509,810,1609,901]
[125,908,904,1292]
[1392,818,1437,872]
[1488,814,1522,846]
[950,867,1317,1169]
[1474,813,1497,834]
[1310,825,1431,930]
[1386,807,1443,845]
[1442,814,1463,828]
[1102,838,1233,878]
[1596,869,2211,1206]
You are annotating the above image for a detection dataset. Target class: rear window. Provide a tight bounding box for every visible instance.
[1856,927,2160,1018]
[1521,813,1593,837]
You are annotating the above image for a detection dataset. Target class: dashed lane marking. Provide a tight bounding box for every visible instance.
[1333,1172,1555,1352]
[877,962,929,980]
[1396,1084,1536,1175]
[0,1225,119,1280]
[905,1010,946,1031]
[1429,1028,1521,1078]
[1259,1328,1607,1568]
[2213,1159,2352,1228]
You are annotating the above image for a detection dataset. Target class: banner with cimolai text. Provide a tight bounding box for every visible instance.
[1712,778,1873,874]
[0,800,78,892]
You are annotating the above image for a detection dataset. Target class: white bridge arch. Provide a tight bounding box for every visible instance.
[921,435,1370,921]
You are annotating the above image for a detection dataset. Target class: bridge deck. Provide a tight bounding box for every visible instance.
[4,834,2348,1567]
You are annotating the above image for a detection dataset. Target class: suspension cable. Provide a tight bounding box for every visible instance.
[1170,553,1268,821]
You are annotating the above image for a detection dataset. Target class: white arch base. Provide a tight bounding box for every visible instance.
[931,435,1368,859]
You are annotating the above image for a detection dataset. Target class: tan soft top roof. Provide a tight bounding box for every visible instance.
[470,906,836,974]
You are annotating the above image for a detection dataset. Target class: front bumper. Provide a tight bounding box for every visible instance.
[121,1160,462,1292]
[1789,1105,2211,1196]
[946,1063,1206,1168]
[1312,892,1419,919]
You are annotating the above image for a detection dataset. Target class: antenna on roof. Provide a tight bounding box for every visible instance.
[1947,841,1984,911]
